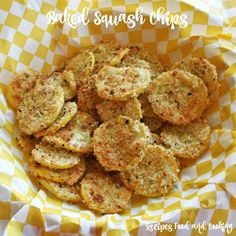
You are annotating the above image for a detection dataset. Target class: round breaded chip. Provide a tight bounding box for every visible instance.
[32,141,81,169]
[81,171,132,213]
[120,145,179,197]
[147,69,208,125]
[96,97,142,122]
[35,101,77,137]
[77,75,102,119]
[120,46,150,70]
[35,72,60,87]
[17,81,64,135]
[93,116,152,171]
[37,178,82,203]
[136,48,164,78]
[121,58,150,70]
[171,57,219,105]
[95,66,151,101]
[66,49,95,81]
[6,70,46,110]
[92,41,129,72]
[120,46,164,79]
[160,119,211,159]
[16,131,38,154]
[121,56,150,71]
[36,72,76,101]
[60,70,77,101]
[29,157,85,185]
[43,111,98,153]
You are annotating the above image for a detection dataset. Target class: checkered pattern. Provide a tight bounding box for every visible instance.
[0,0,236,235]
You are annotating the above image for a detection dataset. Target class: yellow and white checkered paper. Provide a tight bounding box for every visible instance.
[0,0,236,235]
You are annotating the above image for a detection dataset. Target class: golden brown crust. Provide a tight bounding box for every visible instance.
[80,171,132,213]
[66,49,95,81]
[17,80,64,135]
[35,71,77,101]
[160,119,211,159]
[37,178,82,203]
[92,41,129,72]
[32,141,81,169]
[147,69,208,125]
[12,41,217,213]
[35,101,77,137]
[77,75,102,119]
[95,66,151,101]
[16,131,38,154]
[138,92,156,117]
[34,71,60,87]
[120,145,179,197]
[96,97,142,122]
[120,46,150,70]
[139,93,163,132]
[138,92,155,117]
[60,70,77,101]
[55,55,75,72]
[142,116,163,133]
[43,111,98,153]
[120,46,164,79]
[135,48,164,78]
[151,133,161,145]
[171,57,219,105]
[29,157,85,185]
[6,70,46,110]
[93,116,152,171]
